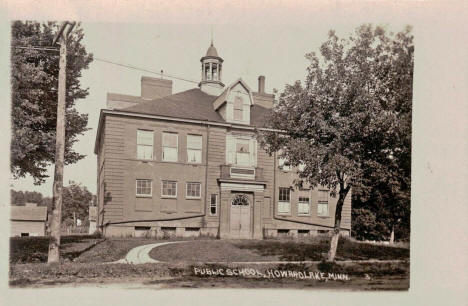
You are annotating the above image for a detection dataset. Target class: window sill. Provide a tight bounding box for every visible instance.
[161,196,177,199]
[186,197,202,200]
[298,214,311,217]
[317,215,331,218]
[137,158,154,162]
[277,213,292,216]
[136,195,152,198]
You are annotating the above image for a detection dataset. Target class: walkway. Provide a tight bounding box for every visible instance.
[110,241,408,265]
[111,241,185,264]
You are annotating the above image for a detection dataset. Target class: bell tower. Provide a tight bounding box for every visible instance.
[199,40,225,96]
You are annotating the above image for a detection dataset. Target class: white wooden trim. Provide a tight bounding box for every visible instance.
[220,182,264,192]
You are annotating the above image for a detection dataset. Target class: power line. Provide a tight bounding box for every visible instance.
[12,45,254,96]
[94,57,201,85]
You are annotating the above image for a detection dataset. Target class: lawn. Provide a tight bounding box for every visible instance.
[9,236,409,290]
[9,260,409,290]
[149,237,410,263]
[9,234,103,264]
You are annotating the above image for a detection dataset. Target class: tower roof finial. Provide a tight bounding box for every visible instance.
[210,25,213,46]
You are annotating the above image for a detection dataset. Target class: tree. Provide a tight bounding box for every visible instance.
[10,21,93,185]
[62,181,93,226]
[260,24,413,261]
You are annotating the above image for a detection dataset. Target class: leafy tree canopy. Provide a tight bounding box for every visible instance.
[260,24,413,259]
[11,21,93,184]
[62,181,93,224]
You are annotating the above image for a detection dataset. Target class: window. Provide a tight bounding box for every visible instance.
[278,187,291,214]
[298,196,310,215]
[233,96,243,121]
[317,190,329,216]
[210,194,218,215]
[236,138,250,166]
[226,135,257,167]
[137,130,153,160]
[161,180,177,198]
[136,179,152,197]
[162,132,178,162]
[187,135,202,163]
[278,157,291,171]
[186,182,201,199]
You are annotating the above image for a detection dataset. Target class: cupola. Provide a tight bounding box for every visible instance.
[199,40,225,96]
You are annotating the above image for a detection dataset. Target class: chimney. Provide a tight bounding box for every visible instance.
[141,76,173,100]
[258,75,265,94]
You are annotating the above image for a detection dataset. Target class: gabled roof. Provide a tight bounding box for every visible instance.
[213,78,254,111]
[123,88,226,123]
[10,205,48,221]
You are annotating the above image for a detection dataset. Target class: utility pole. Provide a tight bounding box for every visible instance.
[47,21,75,264]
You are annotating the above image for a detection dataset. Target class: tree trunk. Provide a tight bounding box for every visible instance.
[47,34,67,264]
[327,186,349,262]
[390,225,395,244]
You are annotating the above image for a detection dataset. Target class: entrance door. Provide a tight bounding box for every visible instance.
[230,193,252,239]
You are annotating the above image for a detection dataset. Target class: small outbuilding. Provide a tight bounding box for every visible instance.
[10,203,48,237]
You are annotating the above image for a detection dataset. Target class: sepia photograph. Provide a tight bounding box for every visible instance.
[1,1,467,305]
[8,20,412,290]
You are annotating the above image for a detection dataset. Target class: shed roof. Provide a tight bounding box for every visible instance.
[10,205,48,221]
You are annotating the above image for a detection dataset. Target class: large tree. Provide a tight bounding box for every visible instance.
[260,24,413,261]
[10,21,93,184]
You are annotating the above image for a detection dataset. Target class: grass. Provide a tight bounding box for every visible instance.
[9,260,409,290]
[9,234,103,264]
[148,237,410,263]
[9,236,410,289]
[149,240,280,263]
[235,236,409,261]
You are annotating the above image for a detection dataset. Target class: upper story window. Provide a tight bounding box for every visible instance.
[278,157,291,171]
[136,179,152,197]
[137,130,153,160]
[236,139,250,166]
[278,187,291,214]
[187,134,202,163]
[317,189,329,217]
[233,96,244,121]
[162,132,178,162]
[226,135,257,167]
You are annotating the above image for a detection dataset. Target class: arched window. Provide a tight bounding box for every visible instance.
[231,194,250,206]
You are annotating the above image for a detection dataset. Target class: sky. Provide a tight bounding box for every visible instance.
[12,21,407,196]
